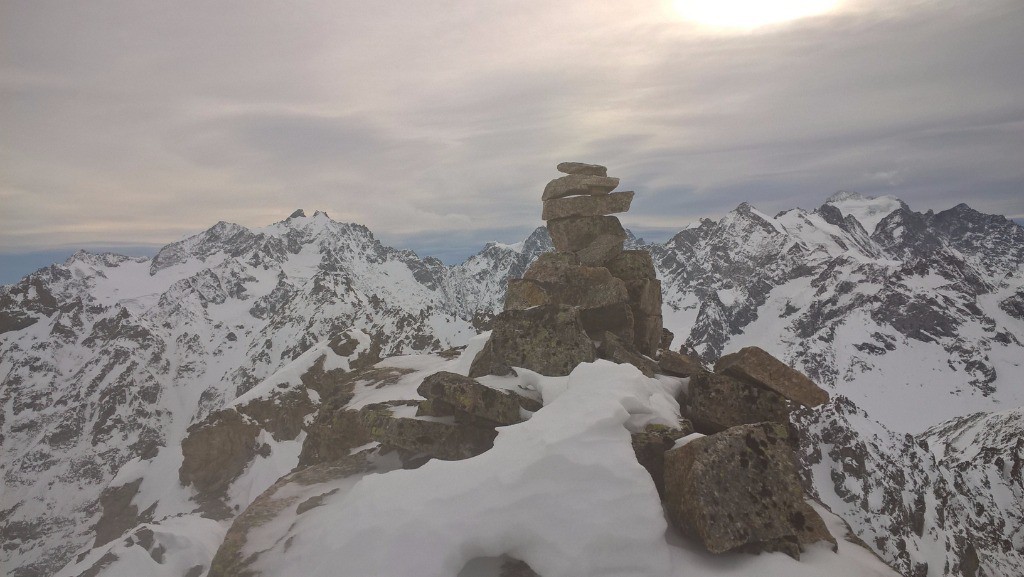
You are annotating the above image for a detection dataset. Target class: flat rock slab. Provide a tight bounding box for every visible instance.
[556,161,607,176]
[542,191,634,221]
[508,254,629,310]
[547,215,626,265]
[715,346,829,407]
[685,372,790,434]
[416,371,522,426]
[360,401,497,461]
[469,304,597,377]
[658,350,707,377]
[542,174,620,201]
[663,422,834,557]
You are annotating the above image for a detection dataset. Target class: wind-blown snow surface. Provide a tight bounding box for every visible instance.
[2,194,1023,577]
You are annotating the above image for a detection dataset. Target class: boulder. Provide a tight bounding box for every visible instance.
[416,371,522,426]
[605,250,657,281]
[631,422,693,499]
[542,191,634,221]
[547,216,626,265]
[596,331,658,377]
[663,422,834,557]
[542,174,620,201]
[685,372,790,434]
[556,161,607,176]
[469,305,597,377]
[360,401,497,461]
[715,346,829,407]
[659,350,707,377]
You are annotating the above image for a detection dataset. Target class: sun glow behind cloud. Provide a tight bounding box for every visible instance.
[672,0,842,30]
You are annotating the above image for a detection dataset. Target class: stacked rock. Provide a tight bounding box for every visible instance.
[469,162,663,378]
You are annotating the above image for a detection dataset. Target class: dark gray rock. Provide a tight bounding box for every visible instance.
[542,174,620,201]
[178,410,260,496]
[416,371,522,426]
[715,346,829,407]
[556,161,608,176]
[663,422,834,557]
[469,305,597,377]
[660,328,675,351]
[685,372,790,434]
[542,191,634,221]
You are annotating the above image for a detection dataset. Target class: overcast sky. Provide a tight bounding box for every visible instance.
[2,0,1023,272]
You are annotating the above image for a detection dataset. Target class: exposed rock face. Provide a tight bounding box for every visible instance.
[542,190,634,220]
[93,479,150,548]
[179,410,261,496]
[542,174,620,201]
[663,422,834,558]
[715,346,829,407]
[416,371,522,426]
[556,161,608,176]
[360,401,498,461]
[684,372,790,434]
[469,305,597,377]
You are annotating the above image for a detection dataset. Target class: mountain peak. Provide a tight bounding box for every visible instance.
[288,209,307,219]
[825,190,866,203]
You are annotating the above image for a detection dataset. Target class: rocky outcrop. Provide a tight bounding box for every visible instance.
[663,423,835,558]
[715,346,829,407]
[179,410,261,497]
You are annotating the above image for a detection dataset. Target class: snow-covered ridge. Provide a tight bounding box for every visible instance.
[2,194,1023,577]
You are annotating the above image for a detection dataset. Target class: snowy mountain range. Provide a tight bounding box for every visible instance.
[2,194,1022,577]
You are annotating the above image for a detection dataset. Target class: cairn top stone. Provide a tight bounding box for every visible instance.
[542,191,634,221]
[542,174,620,201]
[556,162,608,177]
[714,346,829,407]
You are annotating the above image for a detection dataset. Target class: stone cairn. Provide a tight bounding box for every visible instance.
[345,162,838,566]
[469,161,663,378]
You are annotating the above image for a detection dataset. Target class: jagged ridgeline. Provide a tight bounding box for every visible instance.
[191,162,849,577]
[4,161,1022,577]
